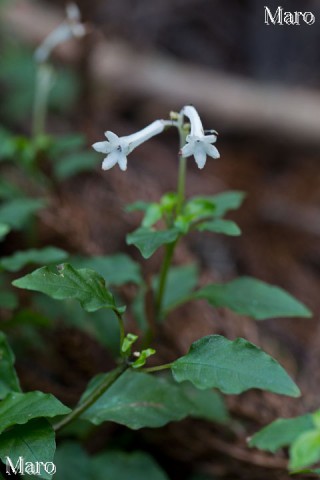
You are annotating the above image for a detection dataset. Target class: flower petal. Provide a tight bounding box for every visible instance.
[117,153,128,171]
[92,141,112,154]
[202,134,218,144]
[205,143,220,159]
[102,151,119,170]
[194,149,207,169]
[180,142,194,157]
[105,131,119,143]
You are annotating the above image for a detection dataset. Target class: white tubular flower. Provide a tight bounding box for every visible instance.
[92,120,173,171]
[180,105,220,169]
[34,3,86,63]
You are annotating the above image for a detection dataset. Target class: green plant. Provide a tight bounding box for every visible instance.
[0,104,311,478]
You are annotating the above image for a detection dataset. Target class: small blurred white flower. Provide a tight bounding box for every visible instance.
[34,3,86,63]
[92,120,173,171]
[180,105,220,169]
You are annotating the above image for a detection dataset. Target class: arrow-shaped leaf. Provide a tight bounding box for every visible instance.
[171,335,300,397]
[12,263,117,312]
[194,277,311,320]
[126,227,179,259]
[0,391,70,434]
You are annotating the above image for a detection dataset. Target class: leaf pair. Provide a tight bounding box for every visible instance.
[126,191,245,258]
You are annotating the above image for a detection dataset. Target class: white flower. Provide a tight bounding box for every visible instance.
[92,120,173,171]
[34,3,86,63]
[180,105,220,169]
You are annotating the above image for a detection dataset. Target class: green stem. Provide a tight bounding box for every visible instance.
[114,309,126,357]
[155,239,177,319]
[32,64,53,138]
[154,119,187,320]
[142,363,173,373]
[53,364,127,432]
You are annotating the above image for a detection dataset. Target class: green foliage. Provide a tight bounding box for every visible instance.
[13,263,119,313]
[153,264,199,313]
[34,294,120,356]
[91,450,169,480]
[0,332,21,399]
[80,370,190,429]
[0,419,55,480]
[127,227,180,258]
[71,254,142,286]
[174,191,245,234]
[197,218,241,235]
[0,44,80,122]
[54,443,169,480]
[81,369,227,430]
[290,430,320,471]
[131,348,156,368]
[171,335,300,397]
[142,203,163,227]
[0,223,10,241]
[249,415,314,452]
[125,200,151,213]
[0,247,68,272]
[52,151,101,180]
[174,381,229,424]
[53,442,91,480]
[196,191,246,217]
[0,198,46,230]
[121,333,138,355]
[194,277,311,320]
[0,391,70,434]
[0,128,16,161]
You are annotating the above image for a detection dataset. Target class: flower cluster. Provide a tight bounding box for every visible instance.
[92,106,220,171]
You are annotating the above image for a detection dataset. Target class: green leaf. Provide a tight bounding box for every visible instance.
[54,442,91,480]
[249,415,314,452]
[0,198,46,230]
[290,429,320,470]
[34,294,120,356]
[0,224,10,241]
[81,370,193,429]
[0,419,55,480]
[142,204,163,228]
[0,391,70,434]
[195,191,246,217]
[12,263,117,313]
[125,201,151,213]
[131,348,156,368]
[194,277,311,320]
[53,151,101,180]
[92,451,169,480]
[171,335,300,397]
[0,247,68,272]
[197,219,241,236]
[0,332,21,399]
[71,254,142,286]
[176,381,229,424]
[126,227,179,259]
[153,264,198,313]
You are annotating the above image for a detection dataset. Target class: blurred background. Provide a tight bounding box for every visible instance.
[1,0,320,479]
